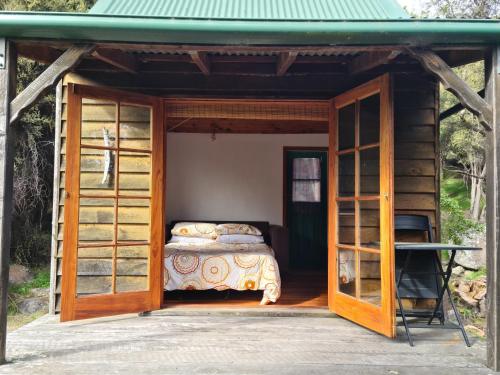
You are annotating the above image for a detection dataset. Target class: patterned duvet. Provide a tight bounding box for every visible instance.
[164,242,281,304]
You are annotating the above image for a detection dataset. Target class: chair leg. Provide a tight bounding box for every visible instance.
[396,286,414,346]
[396,257,414,347]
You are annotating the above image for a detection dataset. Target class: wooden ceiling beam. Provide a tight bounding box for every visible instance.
[10,44,95,125]
[349,50,401,75]
[15,43,62,64]
[188,51,211,75]
[407,47,492,129]
[277,52,298,76]
[92,48,138,74]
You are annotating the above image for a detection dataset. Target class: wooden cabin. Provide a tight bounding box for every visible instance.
[0,0,500,370]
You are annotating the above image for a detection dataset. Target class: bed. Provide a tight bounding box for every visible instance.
[164,221,281,305]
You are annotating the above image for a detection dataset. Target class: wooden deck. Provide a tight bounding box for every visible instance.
[0,311,489,375]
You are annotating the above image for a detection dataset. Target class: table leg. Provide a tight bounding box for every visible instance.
[428,250,471,347]
[428,250,455,325]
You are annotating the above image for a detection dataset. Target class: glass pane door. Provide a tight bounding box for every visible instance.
[329,74,395,337]
[61,84,165,321]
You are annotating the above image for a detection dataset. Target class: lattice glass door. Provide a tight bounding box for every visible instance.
[328,74,395,337]
[61,84,165,321]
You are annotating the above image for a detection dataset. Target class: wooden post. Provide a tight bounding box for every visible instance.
[486,46,500,371]
[49,81,62,315]
[0,39,16,364]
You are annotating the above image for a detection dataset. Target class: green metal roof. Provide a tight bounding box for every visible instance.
[89,0,410,21]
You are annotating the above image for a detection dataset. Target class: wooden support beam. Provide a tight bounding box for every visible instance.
[188,51,210,75]
[349,50,401,75]
[440,89,485,121]
[15,43,62,64]
[407,47,493,129]
[486,46,500,372]
[0,39,16,364]
[92,48,138,74]
[277,52,298,76]
[9,44,94,125]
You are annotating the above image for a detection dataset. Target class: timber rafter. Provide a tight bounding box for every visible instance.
[407,47,492,129]
[9,44,95,125]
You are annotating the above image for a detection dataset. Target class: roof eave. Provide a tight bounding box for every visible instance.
[0,13,499,46]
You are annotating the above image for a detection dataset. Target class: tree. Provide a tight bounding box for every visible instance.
[440,62,486,221]
[422,0,499,224]
[423,0,500,18]
[1,0,96,265]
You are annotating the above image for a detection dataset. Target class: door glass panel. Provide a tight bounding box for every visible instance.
[338,249,356,297]
[338,153,355,197]
[338,103,355,151]
[359,94,380,146]
[360,200,380,248]
[76,248,113,296]
[360,147,379,196]
[360,251,381,306]
[293,158,320,179]
[292,181,320,202]
[79,149,116,192]
[338,201,355,245]
[80,100,117,142]
[118,151,151,192]
[119,104,152,151]
[116,276,148,293]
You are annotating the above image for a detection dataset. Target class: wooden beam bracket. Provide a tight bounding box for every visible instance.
[189,51,211,75]
[9,44,94,125]
[407,47,493,130]
[277,52,298,76]
[92,48,138,74]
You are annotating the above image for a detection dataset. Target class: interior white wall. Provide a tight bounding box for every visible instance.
[166,133,328,226]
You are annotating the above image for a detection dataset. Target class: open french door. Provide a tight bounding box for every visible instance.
[60,84,165,321]
[328,74,395,337]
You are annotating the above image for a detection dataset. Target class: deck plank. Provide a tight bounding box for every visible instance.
[0,312,489,375]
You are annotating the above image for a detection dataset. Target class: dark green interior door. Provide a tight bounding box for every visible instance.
[285,150,328,270]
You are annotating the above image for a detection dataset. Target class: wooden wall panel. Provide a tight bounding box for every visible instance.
[51,71,439,312]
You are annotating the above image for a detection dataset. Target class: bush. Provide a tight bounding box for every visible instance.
[441,188,484,245]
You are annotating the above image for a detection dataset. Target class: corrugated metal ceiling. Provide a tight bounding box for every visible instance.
[89,0,409,20]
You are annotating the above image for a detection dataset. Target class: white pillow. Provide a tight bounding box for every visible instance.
[217,234,264,244]
[169,236,216,245]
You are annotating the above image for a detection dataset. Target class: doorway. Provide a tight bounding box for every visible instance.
[284,148,328,271]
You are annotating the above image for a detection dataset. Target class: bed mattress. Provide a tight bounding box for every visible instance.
[164,242,281,304]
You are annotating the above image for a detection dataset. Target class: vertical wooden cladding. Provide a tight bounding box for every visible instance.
[59,82,165,320]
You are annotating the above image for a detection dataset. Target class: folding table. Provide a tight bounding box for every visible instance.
[395,242,481,346]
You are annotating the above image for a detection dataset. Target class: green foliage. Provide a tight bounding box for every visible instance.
[441,177,470,211]
[0,0,95,265]
[441,184,484,244]
[0,0,94,12]
[8,268,50,315]
[465,267,487,281]
[9,268,50,297]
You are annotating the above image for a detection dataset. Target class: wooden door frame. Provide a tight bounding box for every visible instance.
[327,74,395,337]
[282,146,328,227]
[60,84,166,321]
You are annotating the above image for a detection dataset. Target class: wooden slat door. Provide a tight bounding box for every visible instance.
[60,84,165,321]
[328,74,395,337]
